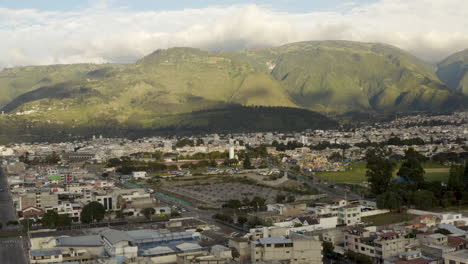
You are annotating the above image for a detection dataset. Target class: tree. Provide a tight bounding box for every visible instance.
[243,155,252,169]
[365,148,396,196]
[116,210,125,219]
[196,138,204,146]
[345,250,373,264]
[237,216,248,226]
[412,190,437,210]
[397,148,425,188]
[141,208,156,220]
[323,241,334,256]
[287,196,296,203]
[275,194,286,203]
[81,202,106,224]
[250,196,266,210]
[376,191,403,211]
[223,200,243,209]
[42,211,72,227]
[448,165,464,191]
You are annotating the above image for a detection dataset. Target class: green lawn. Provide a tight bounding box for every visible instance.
[314,162,367,183]
[362,213,416,226]
[314,162,450,184]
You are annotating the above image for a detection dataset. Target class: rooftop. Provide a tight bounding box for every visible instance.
[30,249,62,257]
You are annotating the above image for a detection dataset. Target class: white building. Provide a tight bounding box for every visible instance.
[132,171,148,180]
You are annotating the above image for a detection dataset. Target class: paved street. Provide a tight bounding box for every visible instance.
[0,167,28,264]
[0,168,17,227]
[0,237,28,264]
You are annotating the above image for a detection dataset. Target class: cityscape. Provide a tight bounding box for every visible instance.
[1,0,468,263]
[0,111,467,263]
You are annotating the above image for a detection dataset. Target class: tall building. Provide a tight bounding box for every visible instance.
[229,146,235,159]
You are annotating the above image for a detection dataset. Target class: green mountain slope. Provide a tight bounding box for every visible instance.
[0,41,466,142]
[237,41,455,113]
[437,48,468,95]
[0,64,120,107]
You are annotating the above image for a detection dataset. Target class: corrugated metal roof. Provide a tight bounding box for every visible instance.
[30,249,62,257]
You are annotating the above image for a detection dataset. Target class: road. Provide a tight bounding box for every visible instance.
[0,237,28,264]
[0,168,17,227]
[0,167,28,264]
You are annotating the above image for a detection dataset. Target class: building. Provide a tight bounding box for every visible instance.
[338,204,361,225]
[18,192,59,211]
[443,250,468,264]
[250,234,322,264]
[384,250,434,264]
[101,229,138,259]
[132,171,148,180]
[345,228,415,262]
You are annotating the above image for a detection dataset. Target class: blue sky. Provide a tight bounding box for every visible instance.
[0,0,376,13]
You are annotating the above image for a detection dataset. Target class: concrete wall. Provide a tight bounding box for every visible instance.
[361,209,390,217]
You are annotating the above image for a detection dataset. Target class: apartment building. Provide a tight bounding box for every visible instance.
[251,234,322,264]
[345,228,414,263]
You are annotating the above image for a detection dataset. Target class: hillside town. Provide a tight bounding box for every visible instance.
[0,111,467,264]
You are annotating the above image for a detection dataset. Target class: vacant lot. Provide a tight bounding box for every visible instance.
[170,183,295,206]
[315,162,450,184]
[362,213,416,226]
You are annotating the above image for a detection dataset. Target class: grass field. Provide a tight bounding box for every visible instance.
[362,213,416,226]
[315,162,450,184]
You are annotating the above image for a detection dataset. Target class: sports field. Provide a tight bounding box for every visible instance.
[314,162,450,184]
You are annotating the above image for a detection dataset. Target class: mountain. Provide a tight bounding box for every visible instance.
[238,41,456,114]
[437,48,468,95]
[0,40,466,142]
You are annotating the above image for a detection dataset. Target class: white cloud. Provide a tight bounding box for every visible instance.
[0,0,467,68]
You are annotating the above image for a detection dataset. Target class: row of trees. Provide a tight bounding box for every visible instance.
[366,148,468,210]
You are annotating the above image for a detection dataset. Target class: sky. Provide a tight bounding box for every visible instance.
[0,0,467,67]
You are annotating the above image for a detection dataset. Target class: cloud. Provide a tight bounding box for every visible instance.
[0,0,467,68]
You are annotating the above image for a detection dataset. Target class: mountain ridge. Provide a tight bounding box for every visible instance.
[0,40,466,142]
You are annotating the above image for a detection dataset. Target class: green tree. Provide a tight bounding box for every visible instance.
[141,208,156,220]
[397,148,425,188]
[275,194,286,203]
[42,211,72,227]
[42,211,59,227]
[243,155,252,169]
[81,202,106,224]
[365,148,396,196]
[237,216,248,226]
[287,196,296,203]
[376,191,403,211]
[345,250,373,264]
[323,241,334,256]
[196,138,204,146]
[223,200,242,209]
[250,196,266,210]
[412,190,437,210]
[448,165,464,191]
[45,152,61,164]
